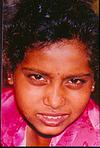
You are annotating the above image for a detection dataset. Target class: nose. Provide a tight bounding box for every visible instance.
[43,84,66,109]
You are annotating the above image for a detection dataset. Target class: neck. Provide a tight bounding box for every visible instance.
[26,126,51,146]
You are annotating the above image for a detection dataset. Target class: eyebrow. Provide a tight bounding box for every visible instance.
[22,67,51,76]
[21,67,92,79]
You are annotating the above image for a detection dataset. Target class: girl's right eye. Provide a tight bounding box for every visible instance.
[29,74,44,81]
[26,73,48,86]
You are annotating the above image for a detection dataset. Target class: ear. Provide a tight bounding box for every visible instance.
[7,73,14,85]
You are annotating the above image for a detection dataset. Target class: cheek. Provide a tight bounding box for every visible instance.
[66,78,93,112]
[15,86,44,104]
[68,87,92,115]
[13,78,46,114]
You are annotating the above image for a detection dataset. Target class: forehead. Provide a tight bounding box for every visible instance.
[21,39,92,76]
[42,39,87,57]
[25,38,88,61]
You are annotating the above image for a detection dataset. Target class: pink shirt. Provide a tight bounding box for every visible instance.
[1,88,100,146]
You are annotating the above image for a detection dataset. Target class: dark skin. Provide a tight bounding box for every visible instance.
[26,126,51,146]
[9,39,94,146]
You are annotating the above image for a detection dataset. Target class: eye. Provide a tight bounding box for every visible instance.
[30,74,44,81]
[65,78,86,89]
[27,73,48,86]
[69,78,85,84]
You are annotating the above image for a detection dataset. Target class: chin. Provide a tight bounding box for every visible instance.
[27,119,66,137]
[36,126,65,137]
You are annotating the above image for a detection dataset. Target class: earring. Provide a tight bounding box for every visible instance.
[91,85,95,92]
[7,73,14,85]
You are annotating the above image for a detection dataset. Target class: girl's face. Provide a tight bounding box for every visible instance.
[13,39,94,136]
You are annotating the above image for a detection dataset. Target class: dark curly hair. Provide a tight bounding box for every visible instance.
[4,0,99,80]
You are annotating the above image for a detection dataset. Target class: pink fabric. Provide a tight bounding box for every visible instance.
[1,88,100,146]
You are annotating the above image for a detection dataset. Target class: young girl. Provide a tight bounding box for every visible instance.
[2,0,100,146]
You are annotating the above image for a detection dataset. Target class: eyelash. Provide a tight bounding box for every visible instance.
[27,73,48,85]
[29,74,44,80]
[26,73,87,89]
[65,78,87,89]
[69,78,86,84]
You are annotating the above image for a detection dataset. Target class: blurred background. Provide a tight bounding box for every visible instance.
[2,0,99,104]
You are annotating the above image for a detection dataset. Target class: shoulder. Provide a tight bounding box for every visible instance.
[1,88,26,146]
[2,88,19,117]
[87,99,100,130]
[53,99,100,146]
[2,87,14,102]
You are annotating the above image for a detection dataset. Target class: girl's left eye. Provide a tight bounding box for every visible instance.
[69,78,85,84]
[65,78,87,89]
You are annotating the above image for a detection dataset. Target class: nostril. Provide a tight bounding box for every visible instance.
[43,97,50,106]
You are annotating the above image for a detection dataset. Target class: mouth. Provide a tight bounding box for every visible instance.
[36,113,69,127]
